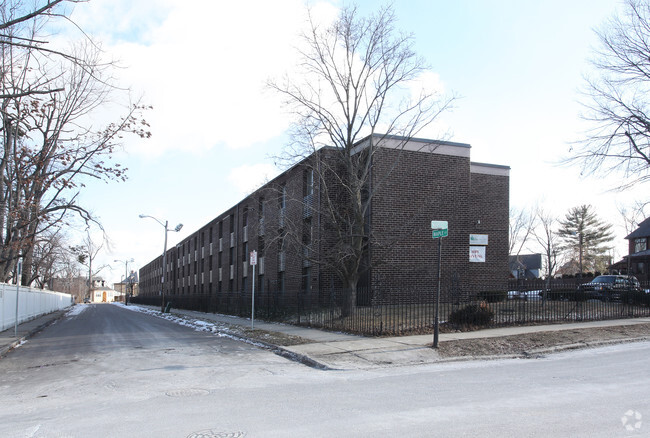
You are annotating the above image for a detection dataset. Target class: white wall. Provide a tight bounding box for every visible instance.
[0,283,73,332]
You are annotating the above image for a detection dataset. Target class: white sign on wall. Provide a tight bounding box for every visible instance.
[469,246,486,263]
[470,234,489,245]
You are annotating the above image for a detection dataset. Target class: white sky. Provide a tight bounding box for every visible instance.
[59,0,645,285]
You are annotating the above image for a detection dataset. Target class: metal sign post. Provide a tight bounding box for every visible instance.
[14,258,22,337]
[250,250,257,329]
[431,221,447,349]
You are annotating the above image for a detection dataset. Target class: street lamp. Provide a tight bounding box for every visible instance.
[139,214,183,312]
[114,258,134,305]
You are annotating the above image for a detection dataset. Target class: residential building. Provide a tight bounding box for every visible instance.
[611,217,650,281]
[139,135,510,306]
[509,254,543,279]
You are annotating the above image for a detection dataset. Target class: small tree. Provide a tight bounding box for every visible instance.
[70,231,108,300]
[532,208,560,291]
[509,206,537,256]
[556,205,615,275]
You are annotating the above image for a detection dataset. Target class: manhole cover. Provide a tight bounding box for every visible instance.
[187,431,245,438]
[165,388,210,397]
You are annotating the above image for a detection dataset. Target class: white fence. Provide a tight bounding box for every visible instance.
[0,283,73,332]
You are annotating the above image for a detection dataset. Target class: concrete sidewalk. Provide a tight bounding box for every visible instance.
[152,306,650,370]
[3,304,650,370]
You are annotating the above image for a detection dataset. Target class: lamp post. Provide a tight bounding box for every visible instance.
[114,258,134,305]
[139,214,183,312]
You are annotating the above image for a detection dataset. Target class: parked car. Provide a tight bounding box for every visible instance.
[507,290,543,301]
[578,275,642,301]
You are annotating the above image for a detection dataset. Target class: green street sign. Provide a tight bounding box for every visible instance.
[432,229,448,239]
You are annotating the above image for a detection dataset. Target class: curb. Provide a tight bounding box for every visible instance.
[211,329,335,371]
[434,335,650,364]
[161,308,336,371]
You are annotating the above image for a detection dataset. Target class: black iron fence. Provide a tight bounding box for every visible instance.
[130,279,650,336]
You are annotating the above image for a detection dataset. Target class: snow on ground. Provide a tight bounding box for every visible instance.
[65,304,89,317]
[113,303,269,348]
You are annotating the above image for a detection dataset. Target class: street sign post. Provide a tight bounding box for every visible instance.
[430,221,447,348]
[250,250,257,329]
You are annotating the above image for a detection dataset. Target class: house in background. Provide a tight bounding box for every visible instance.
[612,217,650,282]
[91,287,124,303]
[114,271,139,297]
[509,254,542,279]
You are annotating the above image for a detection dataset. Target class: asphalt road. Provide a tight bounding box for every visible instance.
[0,304,648,437]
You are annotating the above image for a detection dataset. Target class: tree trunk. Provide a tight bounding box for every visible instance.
[341,277,358,318]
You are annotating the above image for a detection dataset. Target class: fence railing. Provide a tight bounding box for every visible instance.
[0,283,73,332]
[131,279,650,336]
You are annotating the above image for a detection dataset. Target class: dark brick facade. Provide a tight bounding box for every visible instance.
[139,135,510,303]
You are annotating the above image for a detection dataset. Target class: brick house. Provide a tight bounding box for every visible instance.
[611,217,650,282]
[139,135,510,307]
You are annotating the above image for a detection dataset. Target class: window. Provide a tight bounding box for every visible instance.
[278,271,285,294]
[303,167,314,196]
[635,238,647,253]
[302,266,311,294]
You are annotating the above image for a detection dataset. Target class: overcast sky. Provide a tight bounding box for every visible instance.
[60,0,643,285]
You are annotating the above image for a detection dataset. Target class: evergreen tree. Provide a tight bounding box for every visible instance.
[557,205,615,275]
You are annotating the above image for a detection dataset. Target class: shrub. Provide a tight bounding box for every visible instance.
[477,290,507,303]
[448,302,494,327]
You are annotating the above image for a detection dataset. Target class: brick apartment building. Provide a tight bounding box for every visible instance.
[139,135,510,307]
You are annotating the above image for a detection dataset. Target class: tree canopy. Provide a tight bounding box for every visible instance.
[557,205,615,274]
[0,0,149,284]
[573,0,650,189]
[269,5,453,314]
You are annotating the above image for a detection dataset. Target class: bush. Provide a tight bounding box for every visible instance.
[448,302,494,327]
[476,290,507,303]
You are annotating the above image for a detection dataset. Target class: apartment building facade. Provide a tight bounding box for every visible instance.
[139,135,510,305]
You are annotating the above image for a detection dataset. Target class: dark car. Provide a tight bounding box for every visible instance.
[578,275,642,301]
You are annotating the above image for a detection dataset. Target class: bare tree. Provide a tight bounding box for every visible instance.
[0,4,150,282]
[70,231,109,300]
[0,1,90,99]
[509,206,537,256]
[618,200,649,235]
[268,5,454,314]
[532,208,560,292]
[25,227,69,288]
[571,0,650,189]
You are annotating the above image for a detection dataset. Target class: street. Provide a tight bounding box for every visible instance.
[0,304,648,437]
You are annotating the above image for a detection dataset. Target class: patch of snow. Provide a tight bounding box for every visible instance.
[65,305,88,317]
[14,339,28,348]
[113,303,271,349]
